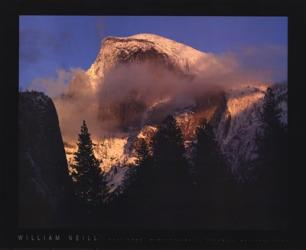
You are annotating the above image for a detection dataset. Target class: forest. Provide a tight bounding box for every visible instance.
[68,87,288,229]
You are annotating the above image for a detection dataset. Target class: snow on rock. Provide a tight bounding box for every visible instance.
[65,135,137,193]
[86,33,214,90]
[105,165,129,194]
[136,125,158,140]
[93,137,132,172]
[215,83,287,172]
[224,84,267,118]
[65,136,135,172]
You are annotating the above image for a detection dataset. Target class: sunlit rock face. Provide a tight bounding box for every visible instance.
[58,33,287,195]
[86,33,209,88]
[18,91,74,227]
[216,83,287,175]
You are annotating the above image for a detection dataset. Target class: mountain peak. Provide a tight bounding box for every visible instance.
[87,33,208,89]
[102,33,165,42]
[102,33,195,47]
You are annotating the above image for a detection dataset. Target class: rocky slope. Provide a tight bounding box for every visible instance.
[18,91,74,227]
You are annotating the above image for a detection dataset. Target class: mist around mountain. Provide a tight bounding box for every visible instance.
[19,33,288,229]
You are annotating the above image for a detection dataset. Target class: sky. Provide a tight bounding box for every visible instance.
[19,16,288,89]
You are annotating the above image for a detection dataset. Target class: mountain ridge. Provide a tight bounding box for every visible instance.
[61,33,287,196]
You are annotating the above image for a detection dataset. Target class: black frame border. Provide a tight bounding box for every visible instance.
[3,0,306,248]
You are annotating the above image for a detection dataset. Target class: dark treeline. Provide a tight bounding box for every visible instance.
[234,87,288,229]
[69,87,288,230]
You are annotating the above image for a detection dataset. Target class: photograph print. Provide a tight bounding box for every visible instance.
[18,16,288,230]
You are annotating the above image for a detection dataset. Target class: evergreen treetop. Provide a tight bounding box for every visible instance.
[261,87,282,134]
[153,115,185,164]
[71,120,106,207]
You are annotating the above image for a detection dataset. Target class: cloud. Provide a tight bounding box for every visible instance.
[28,68,78,97]
[234,44,287,82]
[27,68,99,142]
[29,43,286,143]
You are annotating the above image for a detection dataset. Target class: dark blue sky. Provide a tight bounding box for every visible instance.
[19,16,287,89]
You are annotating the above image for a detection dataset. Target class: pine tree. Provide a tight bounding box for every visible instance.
[151,115,192,226]
[108,138,153,227]
[130,140,151,199]
[135,138,151,166]
[71,120,107,208]
[153,115,186,167]
[261,87,282,132]
[195,119,229,184]
[194,119,233,225]
[256,87,286,184]
[126,138,152,190]
[255,86,288,226]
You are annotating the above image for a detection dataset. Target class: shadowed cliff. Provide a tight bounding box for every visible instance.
[18,91,74,227]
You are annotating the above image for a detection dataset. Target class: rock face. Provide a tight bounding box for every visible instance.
[86,33,209,89]
[18,91,73,227]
